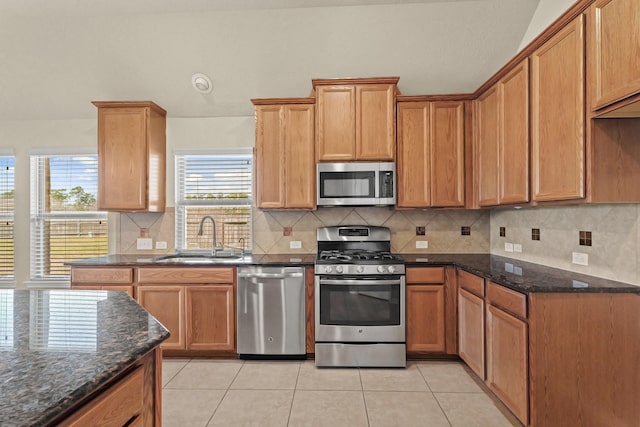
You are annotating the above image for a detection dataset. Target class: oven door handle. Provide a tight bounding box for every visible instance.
[318,278,401,286]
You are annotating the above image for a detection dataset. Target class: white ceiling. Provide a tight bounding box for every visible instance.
[0,0,540,120]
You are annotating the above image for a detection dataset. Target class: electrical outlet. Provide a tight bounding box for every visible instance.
[572,252,589,266]
[514,243,522,253]
[289,240,302,249]
[137,238,153,250]
[505,242,514,252]
[155,241,168,250]
[416,240,428,249]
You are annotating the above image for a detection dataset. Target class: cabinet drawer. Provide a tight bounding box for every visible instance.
[71,267,133,284]
[138,267,234,284]
[406,267,445,284]
[458,269,484,297]
[487,281,527,319]
[59,366,144,427]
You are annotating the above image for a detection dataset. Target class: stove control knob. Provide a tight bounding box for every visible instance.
[377,265,385,273]
[356,265,364,274]
[387,265,396,274]
[336,265,344,274]
[325,266,333,273]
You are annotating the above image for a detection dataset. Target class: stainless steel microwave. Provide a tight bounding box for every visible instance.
[317,162,396,206]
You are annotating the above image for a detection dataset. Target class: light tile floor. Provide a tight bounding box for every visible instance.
[162,359,521,427]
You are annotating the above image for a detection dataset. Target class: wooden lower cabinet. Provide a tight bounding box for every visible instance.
[486,303,528,425]
[137,267,235,354]
[71,266,136,298]
[137,286,186,351]
[186,286,234,351]
[457,287,485,378]
[58,348,161,426]
[406,285,445,353]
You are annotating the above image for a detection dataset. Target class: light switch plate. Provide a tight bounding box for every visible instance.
[416,240,428,249]
[289,240,302,249]
[155,241,168,250]
[137,238,153,250]
[505,242,514,252]
[572,252,589,266]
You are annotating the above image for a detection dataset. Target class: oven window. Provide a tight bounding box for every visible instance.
[319,171,375,198]
[319,283,400,326]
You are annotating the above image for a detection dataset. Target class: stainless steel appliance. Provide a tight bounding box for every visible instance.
[315,225,406,367]
[317,162,396,206]
[237,266,306,358]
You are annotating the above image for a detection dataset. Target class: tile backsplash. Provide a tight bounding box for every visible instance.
[112,203,640,286]
[490,204,640,285]
[114,207,490,256]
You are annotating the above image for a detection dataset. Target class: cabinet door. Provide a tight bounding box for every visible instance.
[458,288,485,378]
[406,285,445,353]
[531,15,585,202]
[186,285,235,351]
[397,102,430,207]
[316,86,356,161]
[356,84,396,160]
[430,101,465,207]
[475,86,500,206]
[255,105,285,208]
[98,107,148,211]
[137,286,185,350]
[590,0,640,109]
[486,304,528,425]
[284,104,316,209]
[500,60,530,204]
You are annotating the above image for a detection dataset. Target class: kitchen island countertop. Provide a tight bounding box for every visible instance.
[0,289,169,426]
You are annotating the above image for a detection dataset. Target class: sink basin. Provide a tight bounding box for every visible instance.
[153,252,244,264]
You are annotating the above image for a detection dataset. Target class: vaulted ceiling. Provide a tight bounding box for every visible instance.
[0,0,539,120]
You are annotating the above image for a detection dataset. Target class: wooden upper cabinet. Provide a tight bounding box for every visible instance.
[93,101,166,212]
[314,77,398,162]
[397,102,431,207]
[397,100,465,208]
[476,60,530,207]
[475,85,500,206]
[500,60,530,205]
[355,84,396,160]
[253,99,315,209]
[430,101,466,207]
[589,0,640,110]
[531,15,585,202]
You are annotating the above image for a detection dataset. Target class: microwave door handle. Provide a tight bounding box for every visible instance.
[319,278,401,286]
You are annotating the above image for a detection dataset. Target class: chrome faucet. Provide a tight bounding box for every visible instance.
[197,215,220,256]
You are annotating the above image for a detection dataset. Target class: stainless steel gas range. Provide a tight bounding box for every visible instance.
[314,225,406,368]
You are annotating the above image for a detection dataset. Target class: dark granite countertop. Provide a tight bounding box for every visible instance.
[402,253,640,294]
[0,290,170,427]
[68,253,316,266]
[67,253,640,294]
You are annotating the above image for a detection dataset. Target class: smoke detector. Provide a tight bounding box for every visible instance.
[191,73,213,94]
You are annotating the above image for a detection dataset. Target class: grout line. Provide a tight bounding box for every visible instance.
[203,359,245,426]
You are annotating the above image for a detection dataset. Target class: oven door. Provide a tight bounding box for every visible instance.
[315,275,405,343]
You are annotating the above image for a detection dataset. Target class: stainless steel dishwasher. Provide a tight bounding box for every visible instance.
[237,266,306,358]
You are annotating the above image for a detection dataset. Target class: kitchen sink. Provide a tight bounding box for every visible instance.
[152,251,245,264]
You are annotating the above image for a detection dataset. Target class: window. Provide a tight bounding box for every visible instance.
[30,153,108,281]
[0,157,14,281]
[175,150,252,253]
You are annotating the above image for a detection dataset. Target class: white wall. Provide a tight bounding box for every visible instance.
[518,0,576,50]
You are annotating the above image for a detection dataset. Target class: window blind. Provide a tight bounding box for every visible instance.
[29,291,105,352]
[175,152,253,252]
[0,157,14,280]
[30,155,108,280]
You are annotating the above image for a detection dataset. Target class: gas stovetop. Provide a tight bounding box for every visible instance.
[317,250,404,263]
